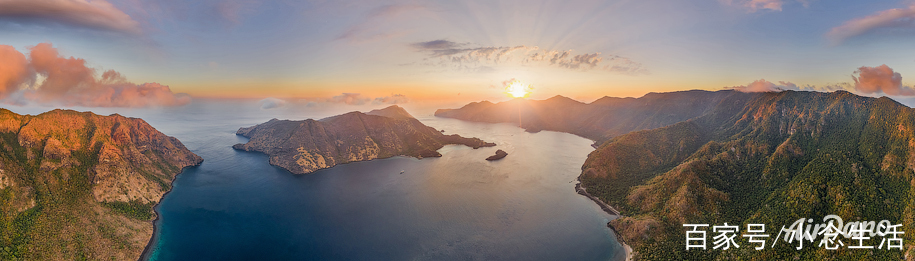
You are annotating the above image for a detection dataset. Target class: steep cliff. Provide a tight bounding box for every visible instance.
[233,105,494,174]
[0,109,202,260]
[580,91,915,260]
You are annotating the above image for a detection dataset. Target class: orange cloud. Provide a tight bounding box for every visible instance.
[852,65,915,96]
[0,0,141,34]
[0,45,29,98]
[0,43,189,107]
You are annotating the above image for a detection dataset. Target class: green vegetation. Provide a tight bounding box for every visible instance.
[101,200,155,220]
[582,91,915,260]
[0,109,200,260]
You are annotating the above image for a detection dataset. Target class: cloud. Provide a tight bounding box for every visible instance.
[411,39,466,50]
[726,79,800,92]
[337,4,425,43]
[0,45,29,98]
[0,43,190,107]
[826,5,915,45]
[410,39,649,75]
[373,94,408,105]
[309,93,410,106]
[328,93,372,105]
[260,97,286,109]
[0,0,141,34]
[720,0,816,13]
[852,65,915,96]
[746,0,783,12]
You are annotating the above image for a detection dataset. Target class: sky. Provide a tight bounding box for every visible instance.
[1,0,915,108]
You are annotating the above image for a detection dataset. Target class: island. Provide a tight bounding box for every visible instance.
[233,105,494,174]
[0,109,202,260]
[485,149,508,161]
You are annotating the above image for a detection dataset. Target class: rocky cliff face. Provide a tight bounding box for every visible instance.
[580,91,915,260]
[0,109,202,260]
[233,105,494,174]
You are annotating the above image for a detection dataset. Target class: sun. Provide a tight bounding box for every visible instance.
[505,80,533,98]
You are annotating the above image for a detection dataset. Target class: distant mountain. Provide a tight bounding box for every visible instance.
[435,90,742,144]
[0,109,202,260]
[580,90,914,260]
[233,105,495,174]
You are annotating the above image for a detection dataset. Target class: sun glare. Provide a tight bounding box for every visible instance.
[505,80,533,98]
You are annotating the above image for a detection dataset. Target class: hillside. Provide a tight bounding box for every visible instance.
[233,105,495,174]
[580,90,915,260]
[435,90,743,144]
[0,109,202,260]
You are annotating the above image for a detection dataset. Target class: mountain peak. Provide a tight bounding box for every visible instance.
[544,95,584,105]
[366,105,414,119]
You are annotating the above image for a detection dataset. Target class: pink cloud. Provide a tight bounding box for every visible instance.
[852,65,915,96]
[746,0,783,12]
[720,0,786,13]
[0,0,141,34]
[0,43,190,107]
[826,5,915,45]
[0,45,29,98]
[727,79,799,92]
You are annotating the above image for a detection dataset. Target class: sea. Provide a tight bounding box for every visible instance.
[7,99,625,261]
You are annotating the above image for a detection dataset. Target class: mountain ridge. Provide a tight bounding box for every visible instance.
[580,90,915,260]
[0,108,202,260]
[434,90,744,144]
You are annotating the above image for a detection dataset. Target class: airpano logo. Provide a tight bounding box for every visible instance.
[683,215,905,250]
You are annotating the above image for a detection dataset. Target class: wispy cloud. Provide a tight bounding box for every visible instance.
[720,0,815,13]
[826,5,915,45]
[0,0,142,34]
[0,43,190,107]
[316,93,409,106]
[337,4,425,43]
[410,39,648,75]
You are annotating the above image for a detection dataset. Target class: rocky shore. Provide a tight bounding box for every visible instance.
[575,181,633,261]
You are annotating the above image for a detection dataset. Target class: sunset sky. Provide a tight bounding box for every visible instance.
[1,0,915,106]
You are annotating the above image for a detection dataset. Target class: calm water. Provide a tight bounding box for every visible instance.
[8,100,624,261]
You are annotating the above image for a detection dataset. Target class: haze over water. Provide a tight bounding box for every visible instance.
[8,100,624,260]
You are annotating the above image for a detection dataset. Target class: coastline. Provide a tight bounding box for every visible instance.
[575,179,633,261]
[138,162,203,261]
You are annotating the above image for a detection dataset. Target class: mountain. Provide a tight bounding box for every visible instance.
[435,90,742,144]
[0,109,202,260]
[580,90,915,260]
[233,105,495,174]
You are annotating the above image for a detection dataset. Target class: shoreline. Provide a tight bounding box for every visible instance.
[138,162,203,261]
[575,178,633,261]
